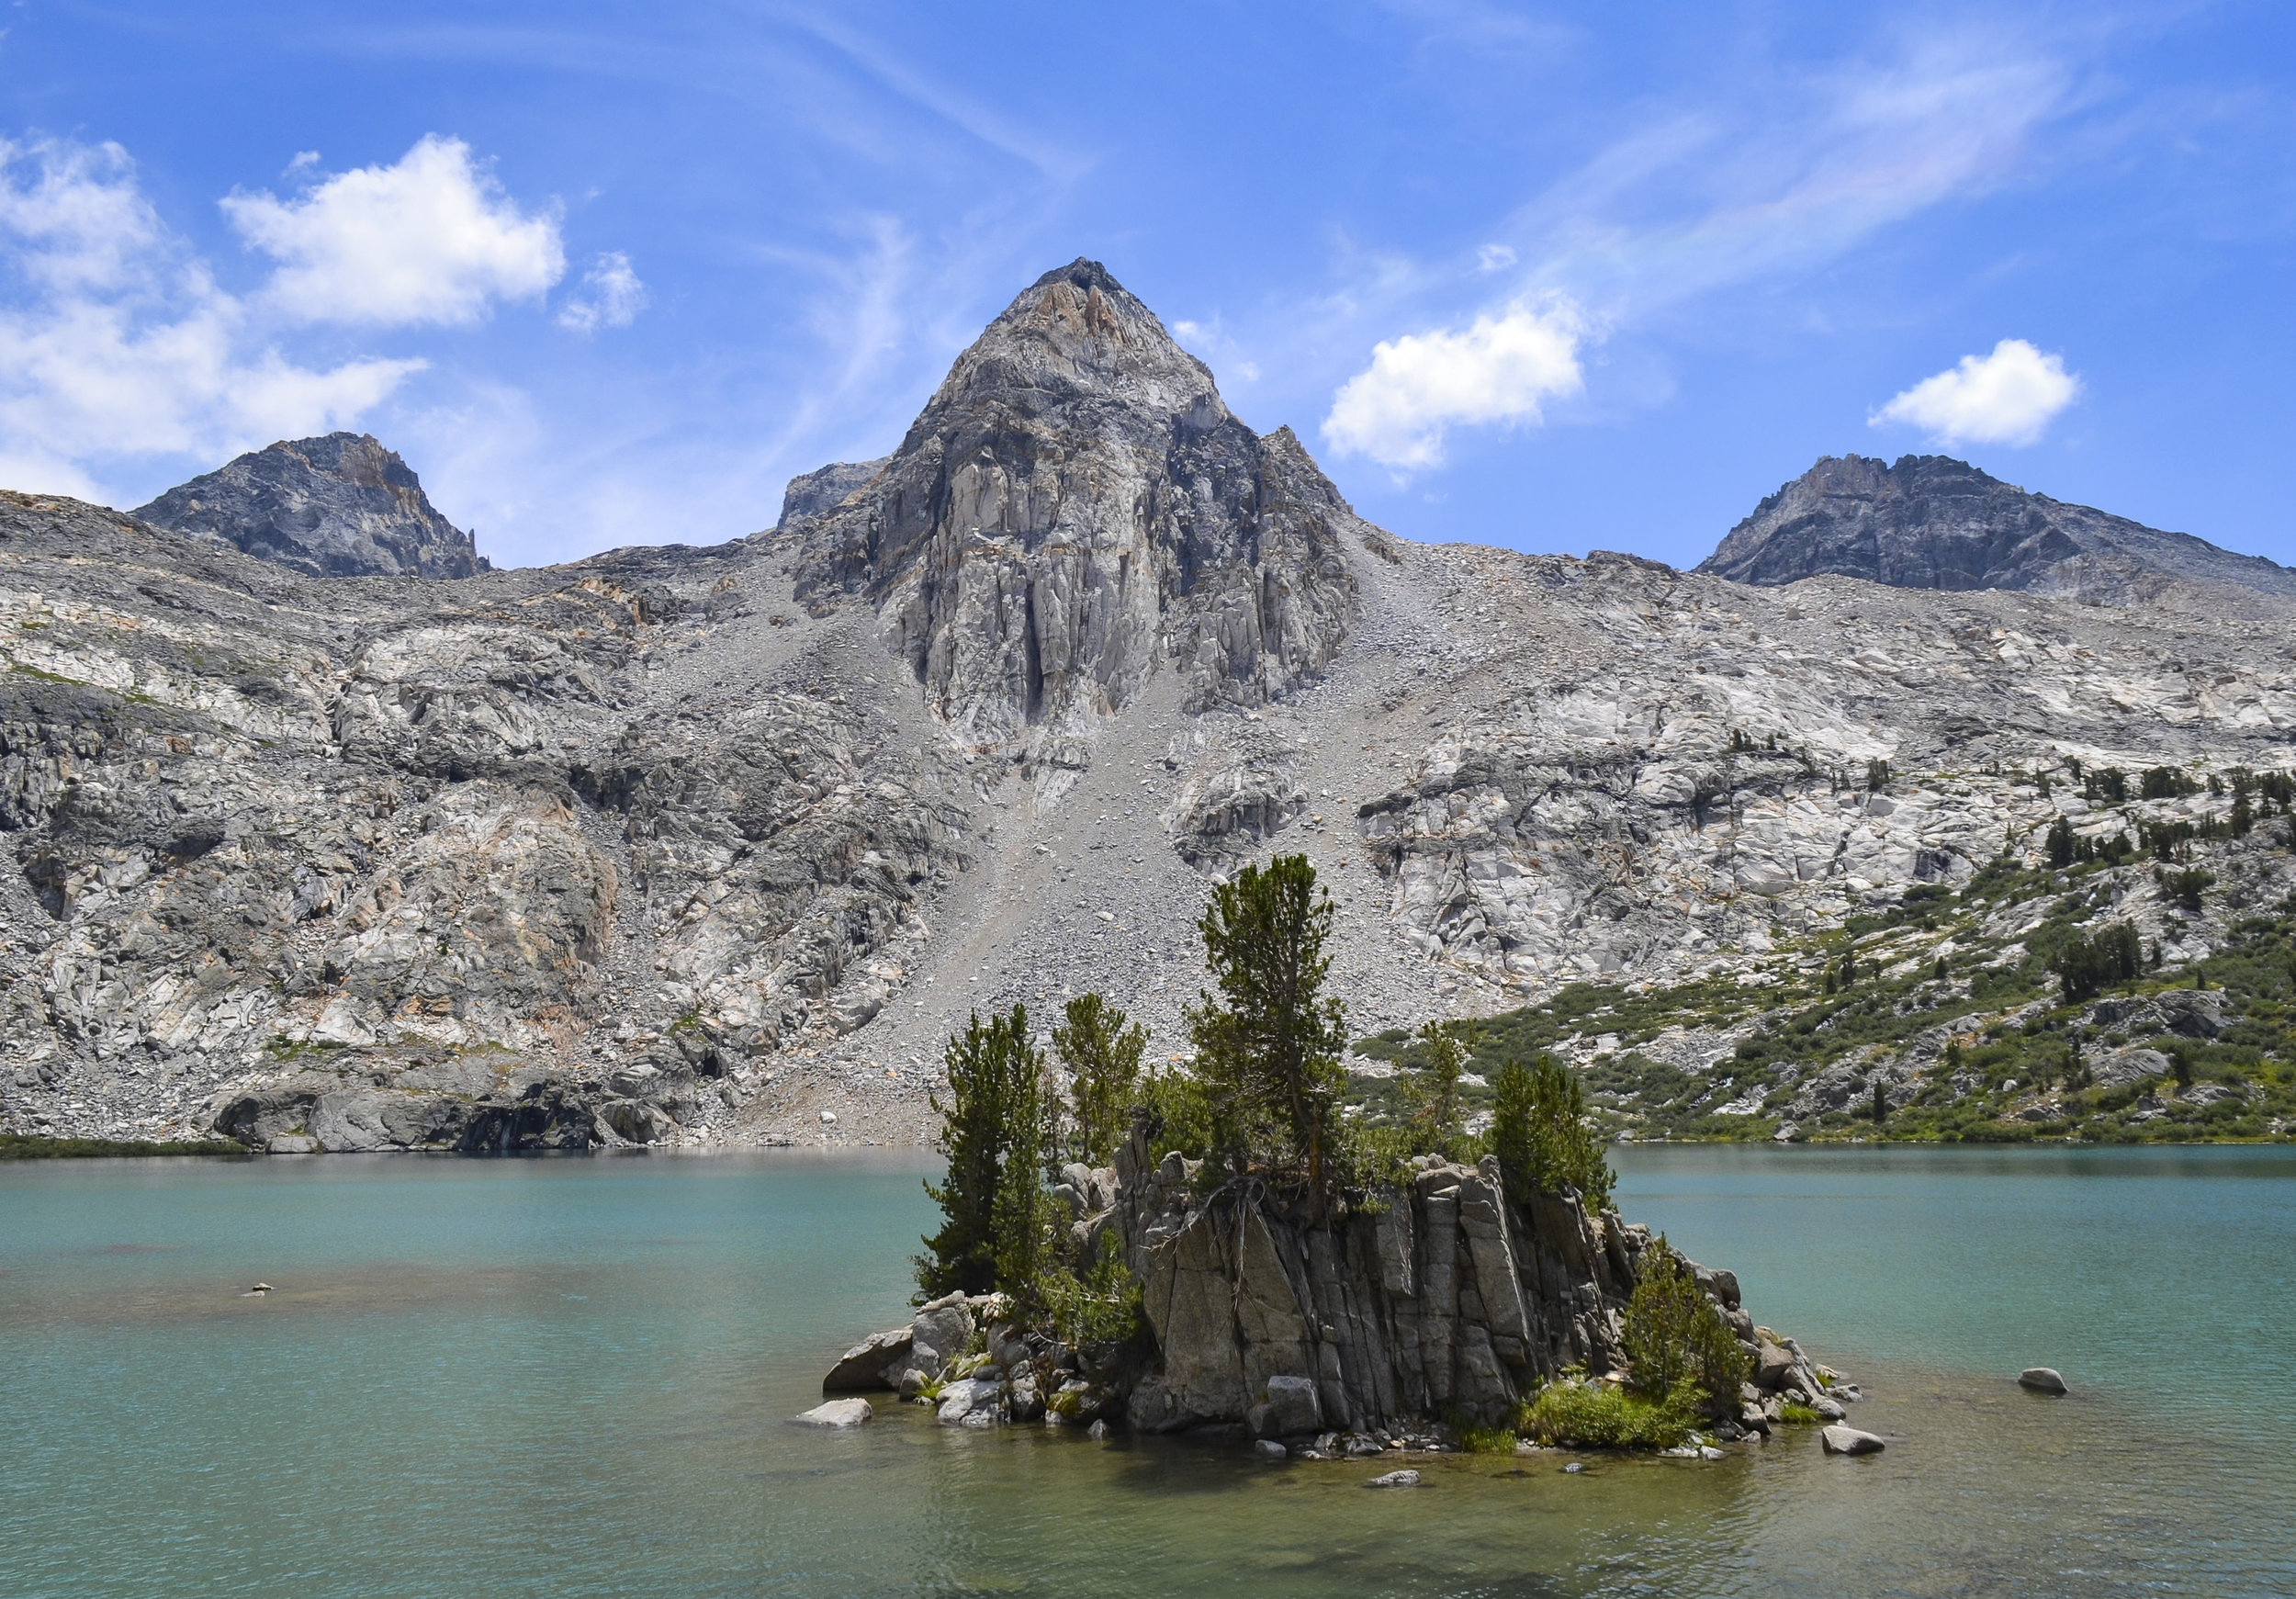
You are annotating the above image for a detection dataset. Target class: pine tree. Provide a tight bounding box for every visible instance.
[919,1006,1049,1301]
[1402,1022,1470,1159]
[2044,815,2077,870]
[1491,1053,1613,1211]
[1187,855,1350,1195]
[1052,992,1148,1165]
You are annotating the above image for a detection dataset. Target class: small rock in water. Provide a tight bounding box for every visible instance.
[2018,1367,2069,1396]
[1086,1420,1109,1441]
[819,1111,837,1124]
[1563,1461,1585,1474]
[793,1399,872,1427]
[1700,1446,1727,1461]
[1254,1439,1289,1461]
[1820,1425,1885,1457]
[1364,1470,1421,1489]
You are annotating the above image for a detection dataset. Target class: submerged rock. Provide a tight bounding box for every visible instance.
[794,1398,872,1427]
[1364,1470,1421,1489]
[2018,1367,2069,1396]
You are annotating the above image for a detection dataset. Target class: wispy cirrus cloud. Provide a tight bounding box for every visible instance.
[1322,24,2084,467]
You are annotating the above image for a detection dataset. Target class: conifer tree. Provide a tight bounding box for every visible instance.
[1402,1021,1470,1159]
[1187,854,1349,1195]
[1491,1053,1613,1211]
[1052,992,1148,1165]
[919,1006,1049,1300]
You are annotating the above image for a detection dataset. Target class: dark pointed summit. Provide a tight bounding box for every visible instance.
[1698,454,2296,604]
[782,259,1385,751]
[135,433,485,580]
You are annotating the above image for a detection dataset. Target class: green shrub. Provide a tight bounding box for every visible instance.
[1516,1380,1696,1449]
[1041,1233,1143,1347]
[1621,1241,1750,1405]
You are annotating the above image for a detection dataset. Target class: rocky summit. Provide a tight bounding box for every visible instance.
[1698,454,2296,605]
[2,260,2293,1154]
[134,432,487,580]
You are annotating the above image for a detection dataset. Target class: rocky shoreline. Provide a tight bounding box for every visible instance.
[816,1130,1865,1458]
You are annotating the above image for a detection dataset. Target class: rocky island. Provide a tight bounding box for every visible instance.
[816,855,1866,1460]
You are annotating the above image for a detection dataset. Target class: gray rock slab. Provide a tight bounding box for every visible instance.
[794,1398,872,1427]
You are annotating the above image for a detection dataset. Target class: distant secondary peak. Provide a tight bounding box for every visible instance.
[136,434,485,580]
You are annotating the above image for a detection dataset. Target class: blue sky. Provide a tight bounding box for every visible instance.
[0,2,2290,571]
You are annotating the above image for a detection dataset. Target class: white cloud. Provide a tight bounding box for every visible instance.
[1475,242,1516,272]
[1872,338,2079,447]
[557,251,647,332]
[224,134,564,327]
[0,137,422,491]
[1322,298,1586,470]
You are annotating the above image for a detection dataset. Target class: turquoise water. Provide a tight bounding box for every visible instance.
[1,1145,2290,1598]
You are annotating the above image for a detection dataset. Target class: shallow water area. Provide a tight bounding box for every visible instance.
[1,1143,2289,1598]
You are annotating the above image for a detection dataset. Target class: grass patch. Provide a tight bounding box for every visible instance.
[0,1134,250,1160]
[1516,1380,1696,1450]
[1778,1402,1825,1425]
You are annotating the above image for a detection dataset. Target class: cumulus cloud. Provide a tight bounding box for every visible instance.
[224,134,564,327]
[557,251,647,333]
[1322,298,1586,470]
[1871,338,2079,447]
[0,137,422,491]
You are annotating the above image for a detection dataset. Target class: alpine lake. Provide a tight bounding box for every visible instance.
[2,1143,2290,1599]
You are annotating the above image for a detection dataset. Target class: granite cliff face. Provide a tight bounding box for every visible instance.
[135,433,486,580]
[2,262,2293,1155]
[786,259,1376,764]
[1698,454,2296,604]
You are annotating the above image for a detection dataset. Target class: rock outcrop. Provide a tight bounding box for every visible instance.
[1114,1142,1650,1432]
[135,433,486,580]
[785,259,1371,755]
[1698,454,2296,605]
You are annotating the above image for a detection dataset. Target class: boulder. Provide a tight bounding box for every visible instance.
[822,1326,913,1391]
[794,1398,872,1427]
[1248,1375,1322,1439]
[936,1377,1004,1427]
[1820,1425,1885,1456]
[1753,1341,1795,1390]
[1253,1439,1289,1461]
[2018,1367,2068,1395]
[1365,1470,1422,1488]
[909,1294,976,1380]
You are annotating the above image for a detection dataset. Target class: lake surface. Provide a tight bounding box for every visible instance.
[2,1144,2290,1598]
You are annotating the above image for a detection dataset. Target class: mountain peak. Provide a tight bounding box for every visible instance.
[787,259,1374,761]
[135,433,485,580]
[1698,453,2296,604]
